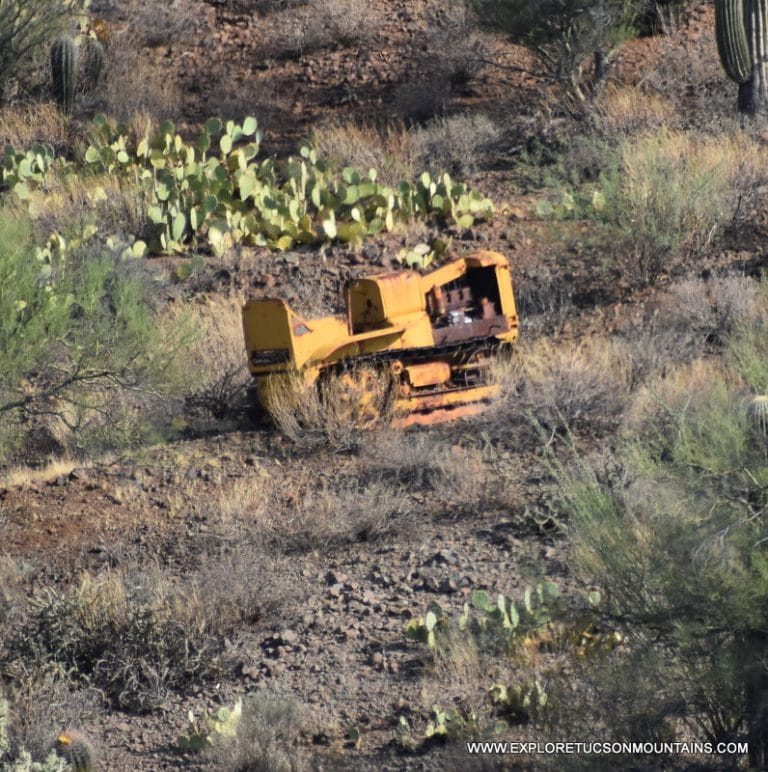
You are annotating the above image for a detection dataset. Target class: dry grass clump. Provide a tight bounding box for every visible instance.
[635,25,734,128]
[599,130,763,287]
[590,84,679,137]
[660,275,764,343]
[92,2,199,122]
[615,274,765,387]
[494,336,632,435]
[2,675,102,765]
[256,472,415,551]
[208,691,308,772]
[0,104,70,152]
[184,296,254,424]
[265,366,398,453]
[22,170,151,243]
[359,431,504,515]
[266,0,383,58]
[411,113,501,177]
[8,553,285,713]
[624,358,735,445]
[310,120,417,185]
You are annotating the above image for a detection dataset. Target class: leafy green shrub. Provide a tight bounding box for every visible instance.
[554,334,768,765]
[0,210,192,463]
[596,130,742,286]
[469,0,639,103]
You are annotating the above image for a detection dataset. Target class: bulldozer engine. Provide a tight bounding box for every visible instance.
[242,250,518,427]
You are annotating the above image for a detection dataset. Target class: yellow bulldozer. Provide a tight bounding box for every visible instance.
[241,250,518,427]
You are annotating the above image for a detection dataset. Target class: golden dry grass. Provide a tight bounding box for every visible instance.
[493,336,633,433]
[310,119,417,185]
[591,84,678,135]
[265,365,398,450]
[0,103,69,150]
[1,458,81,489]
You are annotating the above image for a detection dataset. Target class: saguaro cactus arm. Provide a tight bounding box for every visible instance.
[715,0,752,83]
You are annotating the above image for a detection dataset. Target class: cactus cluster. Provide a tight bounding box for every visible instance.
[49,33,104,116]
[177,699,242,752]
[3,113,494,257]
[50,37,77,116]
[1,143,55,199]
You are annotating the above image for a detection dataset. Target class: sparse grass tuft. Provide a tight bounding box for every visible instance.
[208,691,308,772]
[310,120,417,185]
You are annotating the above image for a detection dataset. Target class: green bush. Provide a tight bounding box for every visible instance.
[469,0,639,102]
[596,129,738,286]
[0,208,191,463]
[554,332,768,766]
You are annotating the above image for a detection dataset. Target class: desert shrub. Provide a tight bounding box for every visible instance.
[265,0,382,58]
[411,113,501,178]
[259,474,415,551]
[660,274,763,344]
[469,0,639,103]
[359,432,502,515]
[0,209,193,463]
[89,1,201,122]
[208,691,307,772]
[634,20,735,129]
[0,104,70,154]
[589,84,679,137]
[554,332,768,765]
[8,555,282,713]
[498,336,632,435]
[0,0,85,103]
[1,675,101,765]
[184,297,254,425]
[613,274,764,389]
[596,130,752,287]
[100,0,201,48]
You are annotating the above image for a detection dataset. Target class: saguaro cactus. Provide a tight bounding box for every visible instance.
[51,35,77,115]
[715,0,768,116]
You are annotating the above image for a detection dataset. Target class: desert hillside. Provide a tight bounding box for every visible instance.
[1,1,767,770]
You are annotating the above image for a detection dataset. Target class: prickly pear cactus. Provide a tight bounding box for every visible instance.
[51,36,78,116]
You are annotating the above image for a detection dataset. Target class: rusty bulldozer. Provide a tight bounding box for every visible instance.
[242,250,518,427]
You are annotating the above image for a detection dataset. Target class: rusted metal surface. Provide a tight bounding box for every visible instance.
[243,251,518,428]
[433,315,509,345]
[404,361,451,388]
[393,400,494,428]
